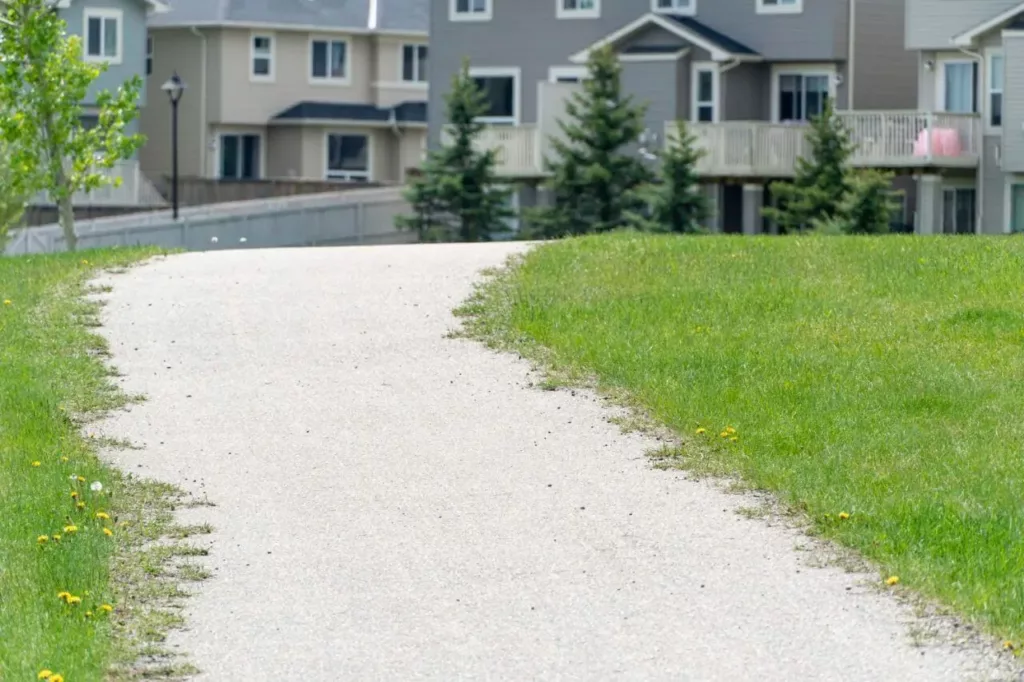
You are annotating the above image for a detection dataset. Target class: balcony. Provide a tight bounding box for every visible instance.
[669,112,981,178]
[473,111,981,179]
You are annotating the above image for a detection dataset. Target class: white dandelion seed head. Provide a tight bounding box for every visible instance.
[70,474,79,482]
[90,481,103,492]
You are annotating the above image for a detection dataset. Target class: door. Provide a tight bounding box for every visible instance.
[722,184,743,233]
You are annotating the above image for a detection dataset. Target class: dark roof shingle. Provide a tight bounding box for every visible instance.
[272,100,427,124]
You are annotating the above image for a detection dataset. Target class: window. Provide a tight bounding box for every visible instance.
[549,66,587,83]
[940,60,977,113]
[776,72,830,122]
[146,34,153,76]
[692,63,718,122]
[652,0,695,14]
[401,44,427,83]
[988,51,1003,128]
[450,0,491,21]
[84,9,122,64]
[220,134,261,180]
[758,0,802,13]
[942,187,976,234]
[251,34,274,81]
[326,134,370,182]
[557,0,599,19]
[1010,183,1024,233]
[310,38,348,83]
[469,68,519,124]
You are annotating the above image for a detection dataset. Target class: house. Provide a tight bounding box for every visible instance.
[35,0,169,207]
[139,0,428,187]
[906,0,1024,234]
[428,0,940,234]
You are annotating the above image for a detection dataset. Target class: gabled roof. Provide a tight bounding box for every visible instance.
[54,0,169,12]
[147,0,426,34]
[568,12,760,64]
[271,100,427,126]
[952,1,1024,46]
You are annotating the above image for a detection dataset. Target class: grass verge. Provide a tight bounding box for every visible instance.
[0,249,211,681]
[456,233,1024,647]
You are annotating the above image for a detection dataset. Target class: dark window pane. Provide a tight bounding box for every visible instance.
[253,58,269,75]
[329,135,368,170]
[779,74,800,121]
[330,41,346,78]
[473,76,514,118]
[992,93,1003,126]
[697,71,713,102]
[242,136,259,179]
[79,115,99,131]
[957,189,975,233]
[311,41,327,77]
[403,45,415,81]
[87,17,101,55]
[103,18,117,56]
[697,105,713,122]
[221,136,239,179]
[456,0,469,10]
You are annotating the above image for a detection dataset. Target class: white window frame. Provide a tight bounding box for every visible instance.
[468,66,521,125]
[986,48,1003,132]
[216,130,265,181]
[935,55,977,114]
[400,43,428,84]
[942,181,978,235]
[1003,175,1024,234]
[250,32,275,82]
[757,0,802,14]
[557,0,600,19]
[651,0,696,15]
[691,61,719,123]
[548,66,587,83]
[324,132,373,182]
[146,33,153,76]
[449,0,492,22]
[83,8,123,65]
[770,63,837,123]
[309,36,351,86]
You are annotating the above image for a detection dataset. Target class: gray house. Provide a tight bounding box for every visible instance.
[906,0,1024,234]
[428,0,939,233]
[139,0,429,186]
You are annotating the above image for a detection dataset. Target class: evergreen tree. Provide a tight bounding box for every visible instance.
[816,169,900,234]
[525,45,654,238]
[396,59,513,242]
[631,120,708,233]
[762,100,855,233]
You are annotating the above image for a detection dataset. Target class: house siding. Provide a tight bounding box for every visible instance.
[62,0,149,106]
[621,61,681,140]
[980,136,1004,232]
[854,0,917,109]
[906,0,1021,49]
[374,35,429,107]
[722,63,770,121]
[1001,32,1024,172]
[428,0,850,146]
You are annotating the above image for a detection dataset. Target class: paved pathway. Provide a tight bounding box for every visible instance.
[98,244,1013,681]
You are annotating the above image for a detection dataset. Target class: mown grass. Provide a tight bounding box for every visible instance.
[0,248,206,681]
[458,233,1024,643]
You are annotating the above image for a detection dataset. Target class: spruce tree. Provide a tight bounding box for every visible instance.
[632,120,708,233]
[525,45,653,238]
[816,169,900,234]
[762,100,855,233]
[396,59,513,242]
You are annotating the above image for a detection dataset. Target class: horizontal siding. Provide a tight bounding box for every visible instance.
[1002,33,1024,172]
[906,0,1022,49]
[855,0,918,109]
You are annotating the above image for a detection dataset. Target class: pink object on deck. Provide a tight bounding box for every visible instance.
[913,127,963,157]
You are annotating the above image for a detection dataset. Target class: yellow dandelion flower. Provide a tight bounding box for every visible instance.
[50,675,64,682]
[1004,641,1015,650]
[81,259,89,265]
[76,502,86,510]
[3,299,10,305]
[52,534,61,542]
[838,512,850,520]
[103,527,113,537]
[725,426,737,434]
[85,610,94,618]
[695,427,706,435]
[63,525,78,534]
[57,591,71,601]
[100,603,113,613]
[37,535,48,544]
[31,461,41,467]
[60,456,69,462]
[70,491,78,499]
[37,670,53,680]
[66,595,82,605]
[730,436,739,442]
[885,576,899,586]
[95,511,110,520]
[76,475,85,482]
[719,431,729,438]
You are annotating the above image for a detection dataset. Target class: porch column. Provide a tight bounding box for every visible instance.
[742,183,764,235]
[916,174,943,235]
[703,183,721,232]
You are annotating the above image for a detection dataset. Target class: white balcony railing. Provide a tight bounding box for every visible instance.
[474,125,541,177]
[670,111,981,178]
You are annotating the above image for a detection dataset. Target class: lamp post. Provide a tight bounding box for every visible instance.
[161,72,186,220]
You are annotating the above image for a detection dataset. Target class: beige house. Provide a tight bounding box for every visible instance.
[140,0,428,186]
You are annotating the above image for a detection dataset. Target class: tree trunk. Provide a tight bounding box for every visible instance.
[57,194,77,252]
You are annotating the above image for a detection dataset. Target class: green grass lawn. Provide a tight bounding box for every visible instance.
[0,249,161,681]
[460,233,1024,642]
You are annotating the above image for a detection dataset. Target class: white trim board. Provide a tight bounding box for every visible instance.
[619,47,690,62]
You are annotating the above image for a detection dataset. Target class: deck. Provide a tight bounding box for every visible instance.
[474,112,981,179]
